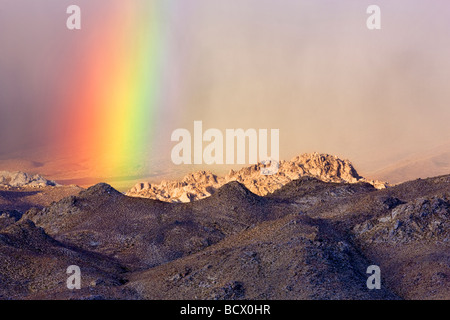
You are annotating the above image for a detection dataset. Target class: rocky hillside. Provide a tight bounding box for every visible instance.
[0,218,126,300]
[127,153,387,202]
[0,174,82,213]
[0,171,59,188]
[0,172,447,300]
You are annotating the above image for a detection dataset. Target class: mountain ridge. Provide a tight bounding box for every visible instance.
[0,171,59,188]
[127,153,387,202]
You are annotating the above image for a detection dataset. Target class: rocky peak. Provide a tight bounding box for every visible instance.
[290,153,361,182]
[0,171,58,188]
[211,181,262,203]
[126,153,387,203]
[81,183,123,198]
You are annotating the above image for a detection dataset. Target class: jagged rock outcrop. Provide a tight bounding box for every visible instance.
[353,196,450,243]
[128,170,225,203]
[0,210,23,230]
[0,171,58,188]
[126,153,387,202]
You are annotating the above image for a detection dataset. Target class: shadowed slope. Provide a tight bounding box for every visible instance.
[0,219,127,300]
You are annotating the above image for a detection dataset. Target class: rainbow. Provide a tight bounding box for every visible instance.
[60,1,171,181]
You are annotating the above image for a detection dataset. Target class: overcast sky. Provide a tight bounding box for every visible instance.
[1,0,450,183]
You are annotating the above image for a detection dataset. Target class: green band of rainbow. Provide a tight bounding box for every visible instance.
[62,1,170,180]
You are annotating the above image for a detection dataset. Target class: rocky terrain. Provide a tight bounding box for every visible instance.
[0,171,59,188]
[0,171,82,214]
[0,157,449,300]
[127,153,387,202]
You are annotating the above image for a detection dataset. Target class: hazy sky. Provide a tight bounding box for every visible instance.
[1,0,450,186]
